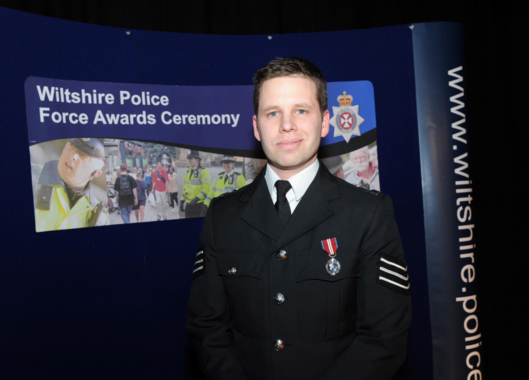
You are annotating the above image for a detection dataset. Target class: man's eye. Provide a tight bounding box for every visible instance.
[269,112,279,117]
[296,109,306,115]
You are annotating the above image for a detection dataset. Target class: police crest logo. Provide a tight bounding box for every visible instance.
[329,91,365,143]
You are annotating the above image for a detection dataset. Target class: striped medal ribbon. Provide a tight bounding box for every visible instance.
[321,238,341,276]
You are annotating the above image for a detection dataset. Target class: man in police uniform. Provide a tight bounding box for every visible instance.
[180,150,211,218]
[204,156,246,208]
[34,138,109,232]
[187,57,411,380]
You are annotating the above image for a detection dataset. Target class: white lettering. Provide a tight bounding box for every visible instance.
[120,91,130,105]
[461,264,475,283]
[456,294,477,314]
[231,114,240,127]
[39,107,50,122]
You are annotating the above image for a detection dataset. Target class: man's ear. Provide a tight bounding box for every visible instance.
[253,115,261,142]
[321,109,330,138]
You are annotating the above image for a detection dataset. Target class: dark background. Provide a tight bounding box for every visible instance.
[0,0,524,378]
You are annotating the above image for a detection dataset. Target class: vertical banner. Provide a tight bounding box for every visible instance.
[413,23,482,379]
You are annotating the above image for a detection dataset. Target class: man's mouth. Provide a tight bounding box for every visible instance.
[277,139,302,148]
[65,162,73,171]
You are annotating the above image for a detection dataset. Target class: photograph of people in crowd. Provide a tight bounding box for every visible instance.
[104,139,247,224]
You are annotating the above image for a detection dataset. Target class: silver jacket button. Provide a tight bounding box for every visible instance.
[274,339,285,351]
[276,250,288,260]
[228,267,237,276]
[273,293,285,304]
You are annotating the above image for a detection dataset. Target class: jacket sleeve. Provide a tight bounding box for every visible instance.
[204,177,218,208]
[186,201,249,380]
[181,172,188,202]
[320,195,412,380]
[198,170,211,201]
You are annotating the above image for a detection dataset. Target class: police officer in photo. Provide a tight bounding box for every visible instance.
[180,150,211,218]
[204,156,246,208]
[34,138,109,232]
[186,57,411,380]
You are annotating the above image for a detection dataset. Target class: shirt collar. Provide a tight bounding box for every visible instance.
[265,159,319,202]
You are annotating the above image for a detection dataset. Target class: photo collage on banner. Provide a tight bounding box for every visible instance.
[30,138,380,231]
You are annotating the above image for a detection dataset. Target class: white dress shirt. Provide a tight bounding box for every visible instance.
[264,160,320,214]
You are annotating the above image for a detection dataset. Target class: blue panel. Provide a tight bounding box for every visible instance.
[0,7,432,379]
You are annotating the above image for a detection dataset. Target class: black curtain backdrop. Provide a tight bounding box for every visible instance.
[1,0,525,377]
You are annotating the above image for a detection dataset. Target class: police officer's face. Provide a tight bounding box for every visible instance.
[189,158,199,168]
[57,142,104,188]
[253,76,329,178]
[223,162,234,173]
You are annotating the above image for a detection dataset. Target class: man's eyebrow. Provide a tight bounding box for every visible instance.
[260,105,279,113]
[293,102,314,109]
[260,102,315,113]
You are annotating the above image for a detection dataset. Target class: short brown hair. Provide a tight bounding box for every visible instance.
[120,163,128,171]
[252,57,328,115]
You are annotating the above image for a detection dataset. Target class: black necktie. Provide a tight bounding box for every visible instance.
[275,180,292,225]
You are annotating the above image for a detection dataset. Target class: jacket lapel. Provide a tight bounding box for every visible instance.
[273,163,341,251]
[240,168,283,241]
[240,162,342,248]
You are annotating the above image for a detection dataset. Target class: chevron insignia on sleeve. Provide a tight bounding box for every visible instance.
[376,253,410,295]
[193,249,205,279]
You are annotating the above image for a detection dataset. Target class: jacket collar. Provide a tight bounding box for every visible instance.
[38,160,64,186]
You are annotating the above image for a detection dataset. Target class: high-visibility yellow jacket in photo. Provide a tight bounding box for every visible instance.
[34,160,108,232]
[204,171,246,207]
[181,166,211,204]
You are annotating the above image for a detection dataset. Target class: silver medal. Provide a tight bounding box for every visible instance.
[325,257,341,276]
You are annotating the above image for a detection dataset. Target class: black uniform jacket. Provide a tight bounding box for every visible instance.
[187,163,412,380]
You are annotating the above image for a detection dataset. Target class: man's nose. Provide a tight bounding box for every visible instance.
[280,113,296,132]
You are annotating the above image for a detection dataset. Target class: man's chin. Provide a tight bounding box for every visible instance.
[58,171,78,187]
[271,158,315,172]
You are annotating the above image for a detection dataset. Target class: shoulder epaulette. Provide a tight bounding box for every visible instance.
[218,188,239,198]
[36,185,53,210]
[356,185,384,198]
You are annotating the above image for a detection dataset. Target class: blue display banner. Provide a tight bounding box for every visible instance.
[3,7,444,380]
[25,77,376,151]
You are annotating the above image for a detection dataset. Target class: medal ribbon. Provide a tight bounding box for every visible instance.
[321,238,338,257]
